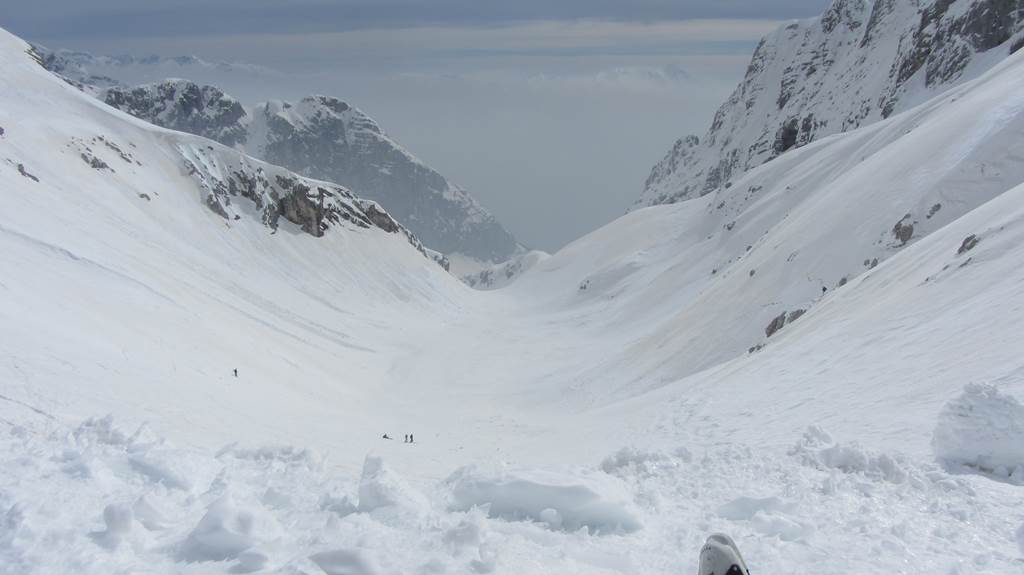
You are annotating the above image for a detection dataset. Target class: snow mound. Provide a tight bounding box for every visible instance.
[933,384,1024,484]
[445,465,642,534]
[179,493,281,563]
[789,426,909,483]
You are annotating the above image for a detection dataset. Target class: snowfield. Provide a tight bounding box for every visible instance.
[3,21,1024,575]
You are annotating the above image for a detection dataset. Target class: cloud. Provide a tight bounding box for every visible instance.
[9,1,830,40]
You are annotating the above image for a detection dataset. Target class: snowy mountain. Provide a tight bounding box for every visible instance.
[91,79,523,264]
[4,18,1024,575]
[31,44,277,90]
[637,0,1024,207]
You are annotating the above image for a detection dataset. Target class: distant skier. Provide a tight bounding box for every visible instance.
[382,433,392,440]
[233,368,238,377]
[409,434,414,443]
[698,534,749,575]
[821,286,827,295]
[404,434,409,443]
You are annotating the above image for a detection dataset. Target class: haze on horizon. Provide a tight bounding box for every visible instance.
[7,0,832,252]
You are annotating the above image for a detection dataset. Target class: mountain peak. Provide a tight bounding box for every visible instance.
[636,0,1023,208]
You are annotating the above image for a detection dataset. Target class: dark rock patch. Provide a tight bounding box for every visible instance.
[358,202,400,233]
[773,118,800,154]
[892,214,914,245]
[80,152,113,172]
[957,234,979,255]
[765,312,788,338]
[17,163,39,182]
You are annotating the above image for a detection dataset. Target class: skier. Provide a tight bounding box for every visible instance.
[403,434,409,443]
[698,534,749,575]
[382,433,392,440]
[233,368,238,377]
[409,433,414,443]
[821,285,827,295]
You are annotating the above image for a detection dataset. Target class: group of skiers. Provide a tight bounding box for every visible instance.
[381,433,414,443]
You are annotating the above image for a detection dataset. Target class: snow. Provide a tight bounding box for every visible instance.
[933,383,1024,484]
[3,20,1024,575]
[446,464,643,534]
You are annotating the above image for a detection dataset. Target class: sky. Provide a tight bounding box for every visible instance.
[6,0,832,252]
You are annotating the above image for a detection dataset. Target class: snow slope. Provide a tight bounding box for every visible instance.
[3,21,1024,575]
[1,29,460,458]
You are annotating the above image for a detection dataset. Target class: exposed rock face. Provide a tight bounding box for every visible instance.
[765,308,807,338]
[958,234,980,254]
[93,80,521,262]
[175,142,438,262]
[637,0,1024,208]
[892,213,916,245]
[104,81,248,147]
[765,312,789,338]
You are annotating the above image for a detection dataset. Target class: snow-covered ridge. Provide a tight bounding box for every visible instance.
[83,76,524,263]
[637,0,1024,207]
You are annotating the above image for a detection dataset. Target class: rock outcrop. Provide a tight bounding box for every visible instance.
[104,81,248,147]
[175,142,437,261]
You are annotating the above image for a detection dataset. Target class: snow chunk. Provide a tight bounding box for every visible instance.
[310,548,381,575]
[933,384,1024,484]
[132,494,171,531]
[600,446,690,476]
[357,455,428,514]
[72,415,132,446]
[90,503,133,549]
[716,496,792,521]
[790,426,908,483]
[179,494,279,562]
[319,493,357,518]
[717,496,811,541]
[446,465,642,534]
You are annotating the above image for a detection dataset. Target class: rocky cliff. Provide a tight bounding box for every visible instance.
[637,0,1024,207]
